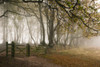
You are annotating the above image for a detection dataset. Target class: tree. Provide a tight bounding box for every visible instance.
[0,0,99,49]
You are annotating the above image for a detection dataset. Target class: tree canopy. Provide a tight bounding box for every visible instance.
[0,0,99,47]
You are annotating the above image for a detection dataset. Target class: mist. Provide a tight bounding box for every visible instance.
[80,36,100,48]
[0,0,100,67]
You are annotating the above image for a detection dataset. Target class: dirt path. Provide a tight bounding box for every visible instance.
[1,47,100,67]
[0,55,62,67]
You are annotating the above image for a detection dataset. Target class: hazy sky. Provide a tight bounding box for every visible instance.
[96,0,100,12]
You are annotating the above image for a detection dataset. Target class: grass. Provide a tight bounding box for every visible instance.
[41,47,100,67]
[1,46,100,67]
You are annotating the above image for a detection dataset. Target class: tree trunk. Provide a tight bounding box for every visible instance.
[38,3,45,45]
[48,9,55,48]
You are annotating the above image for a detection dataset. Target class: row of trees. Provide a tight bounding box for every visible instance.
[0,0,100,48]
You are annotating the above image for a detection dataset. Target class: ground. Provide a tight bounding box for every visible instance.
[0,55,62,67]
[0,47,100,67]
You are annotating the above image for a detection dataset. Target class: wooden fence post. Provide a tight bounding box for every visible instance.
[26,44,30,57]
[11,42,15,57]
[6,42,8,57]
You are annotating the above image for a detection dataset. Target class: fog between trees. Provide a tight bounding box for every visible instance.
[0,0,100,49]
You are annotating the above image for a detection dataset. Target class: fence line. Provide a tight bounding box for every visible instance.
[6,42,31,57]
